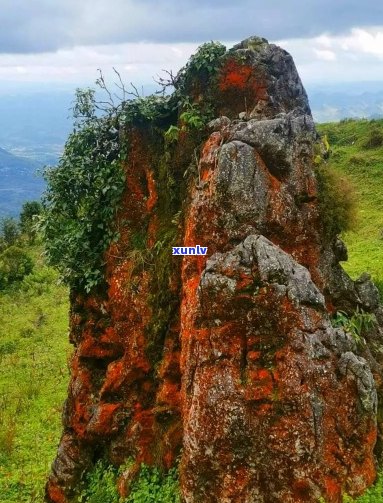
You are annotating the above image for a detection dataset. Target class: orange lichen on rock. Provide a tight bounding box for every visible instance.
[219,60,254,90]
[46,482,67,503]
[219,59,268,102]
[46,36,383,503]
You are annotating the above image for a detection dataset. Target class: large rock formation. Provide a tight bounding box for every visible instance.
[46,37,383,503]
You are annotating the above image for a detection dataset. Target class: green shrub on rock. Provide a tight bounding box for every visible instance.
[40,100,126,292]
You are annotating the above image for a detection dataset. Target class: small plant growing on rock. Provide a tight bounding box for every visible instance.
[125,464,180,503]
[332,307,376,345]
[169,41,226,93]
[164,100,209,142]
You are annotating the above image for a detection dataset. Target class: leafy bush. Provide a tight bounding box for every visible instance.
[19,200,42,241]
[0,217,20,249]
[40,95,126,292]
[361,127,383,149]
[172,41,226,93]
[0,246,33,289]
[20,265,57,295]
[316,165,357,238]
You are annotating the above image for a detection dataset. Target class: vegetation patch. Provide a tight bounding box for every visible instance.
[361,126,383,149]
[79,460,180,503]
[316,163,357,238]
[0,237,69,502]
[331,307,376,345]
[40,96,126,292]
[317,119,383,295]
[40,42,226,293]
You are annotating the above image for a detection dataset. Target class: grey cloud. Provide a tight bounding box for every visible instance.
[1,0,383,53]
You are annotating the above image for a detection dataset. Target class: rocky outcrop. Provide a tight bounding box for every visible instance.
[46,37,383,503]
[181,235,377,502]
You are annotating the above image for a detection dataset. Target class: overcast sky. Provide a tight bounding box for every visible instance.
[1,0,383,91]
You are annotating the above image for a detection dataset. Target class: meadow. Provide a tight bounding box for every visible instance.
[317,119,383,295]
[0,243,70,502]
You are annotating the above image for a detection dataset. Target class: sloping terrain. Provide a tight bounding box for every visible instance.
[0,244,70,502]
[317,119,383,295]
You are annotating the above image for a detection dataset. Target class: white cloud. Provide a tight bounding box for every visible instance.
[3,0,383,54]
[276,26,383,85]
[0,27,383,90]
[0,42,200,86]
[341,28,383,58]
[314,34,333,48]
[314,49,337,61]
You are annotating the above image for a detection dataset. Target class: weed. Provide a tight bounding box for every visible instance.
[19,326,36,338]
[332,307,376,344]
[0,341,18,359]
[0,415,17,458]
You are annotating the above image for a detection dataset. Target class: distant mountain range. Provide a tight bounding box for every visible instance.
[0,89,72,166]
[0,147,44,217]
[0,89,72,217]
[0,82,382,218]
[306,81,383,123]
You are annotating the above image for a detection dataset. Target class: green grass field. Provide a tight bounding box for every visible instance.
[317,119,383,295]
[0,244,70,502]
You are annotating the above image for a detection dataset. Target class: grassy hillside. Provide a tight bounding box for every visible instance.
[0,242,70,502]
[317,118,383,296]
